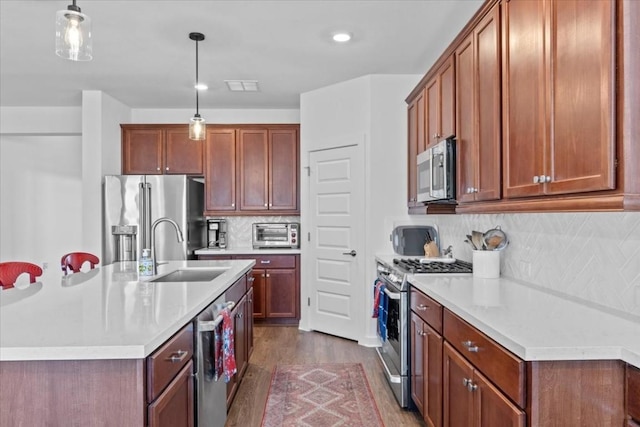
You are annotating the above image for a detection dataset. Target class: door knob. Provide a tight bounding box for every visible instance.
[342,250,357,257]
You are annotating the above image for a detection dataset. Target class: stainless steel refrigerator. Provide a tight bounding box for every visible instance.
[103,175,205,265]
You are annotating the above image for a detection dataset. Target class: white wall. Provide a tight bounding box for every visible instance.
[299,74,421,344]
[132,108,299,124]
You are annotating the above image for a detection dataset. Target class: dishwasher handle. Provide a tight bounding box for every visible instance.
[197,301,235,332]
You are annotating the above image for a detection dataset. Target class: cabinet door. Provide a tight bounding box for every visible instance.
[475,370,525,427]
[455,35,476,204]
[239,129,268,211]
[546,0,615,195]
[251,269,266,319]
[407,96,420,207]
[148,360,194,427]
[122,128,163,175]
[439,56,455,141]
[165,128,203,175]
[205,129,236,211]
[410,312,425,414]
[425,77,439,146]
[246,286,254,359]
[502,0,546,198]
[265,269,298,318]
[424,323,443,427]
[443,343,474,427]
[269,129,298,211]
[474,4,501,202]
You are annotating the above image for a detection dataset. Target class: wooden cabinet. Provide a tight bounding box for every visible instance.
[443,343,524,427]
[122,125,203,175]
[205,125,299,216]
[199,253,300,324]
[234,254,300,323]
[406,91,423,207]
[455,3,501,204]
[629,365,640,424]
[147,324,195,427]
[425,56,455,147]
[502,0,615,199]
[205,128,237,212]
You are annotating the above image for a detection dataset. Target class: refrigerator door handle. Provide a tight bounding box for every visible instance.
[139,182,146,249]
[144,182,152,249]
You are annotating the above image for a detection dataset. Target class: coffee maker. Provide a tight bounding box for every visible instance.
[207,219,227,249]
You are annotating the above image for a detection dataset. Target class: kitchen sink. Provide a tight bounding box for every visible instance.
[149,268,228,283]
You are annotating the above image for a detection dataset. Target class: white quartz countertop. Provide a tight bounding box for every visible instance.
[406,272,640,369]
[195,247,301,255]
[0,259,255,361]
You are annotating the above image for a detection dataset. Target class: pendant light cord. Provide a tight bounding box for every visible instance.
[195,38,200,116]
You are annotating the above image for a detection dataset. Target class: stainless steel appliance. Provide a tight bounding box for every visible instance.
[103,175,205,265]
[207,219,227,249]
[417,136,456,202]
[252,223,300,249]
[194,297,234,427]
[375,250,472,408]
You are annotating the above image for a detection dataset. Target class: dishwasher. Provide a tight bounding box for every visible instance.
[193,294,235,427]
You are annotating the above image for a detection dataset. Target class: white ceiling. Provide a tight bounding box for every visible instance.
[0,0,484,109]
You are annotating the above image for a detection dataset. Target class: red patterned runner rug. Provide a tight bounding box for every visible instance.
[261,363,385,427]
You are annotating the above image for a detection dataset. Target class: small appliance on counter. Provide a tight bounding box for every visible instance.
[252,223,300,249]
[207,219,227,249]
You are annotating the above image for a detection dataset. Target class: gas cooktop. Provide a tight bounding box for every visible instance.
[392,258,473,274]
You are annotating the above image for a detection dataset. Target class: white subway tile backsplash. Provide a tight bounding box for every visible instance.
[430,212,640,318]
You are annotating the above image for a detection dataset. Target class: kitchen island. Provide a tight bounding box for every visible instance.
[0,259,255,426]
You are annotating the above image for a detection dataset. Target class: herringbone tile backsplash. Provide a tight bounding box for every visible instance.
[207,216,300,250]
[432,212,640,317]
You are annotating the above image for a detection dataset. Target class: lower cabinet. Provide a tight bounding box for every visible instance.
[443,342,524,427]
[225,274,254,409]
[628,364,640,426]
[146,324,195,427]
[199,253,300,324]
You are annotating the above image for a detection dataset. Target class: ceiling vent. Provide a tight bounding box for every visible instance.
[225,80,259,92]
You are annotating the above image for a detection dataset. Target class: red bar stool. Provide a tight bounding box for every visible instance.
[61,252,100,276]
[0,262,43,290]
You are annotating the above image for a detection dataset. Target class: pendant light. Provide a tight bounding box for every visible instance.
[189,32,206,141]
[55,0,92,61]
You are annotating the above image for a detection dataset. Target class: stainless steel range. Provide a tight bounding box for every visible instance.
[375,255,472,408]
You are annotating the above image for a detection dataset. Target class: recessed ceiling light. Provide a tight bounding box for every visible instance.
[225,80,259,92]
[332,32,352,43]
[194,83,208,91]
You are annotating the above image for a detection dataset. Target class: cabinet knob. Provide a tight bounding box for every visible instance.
[462,340,479,352]
[416,304,429,311]
[269,203,272,207]
[231,203,235,207]
[533,175,541,184]
[264,203,267,207]
[544,175,552,183]
[156,167,161,171]
[165,167,169,171]
[266,273,270,278]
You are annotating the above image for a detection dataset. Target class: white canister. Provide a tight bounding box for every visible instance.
[472,250,500,279]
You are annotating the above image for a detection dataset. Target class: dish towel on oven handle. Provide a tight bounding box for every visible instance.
[374,280,388,341]
[212,307,237,383]
[372,279,383,318]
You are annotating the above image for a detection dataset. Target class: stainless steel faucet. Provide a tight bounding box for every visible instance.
[150,217,184,274]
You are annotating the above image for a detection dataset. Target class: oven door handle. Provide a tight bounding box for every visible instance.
[382,287,400,300]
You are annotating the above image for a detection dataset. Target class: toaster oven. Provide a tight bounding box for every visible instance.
[252,223,300,249]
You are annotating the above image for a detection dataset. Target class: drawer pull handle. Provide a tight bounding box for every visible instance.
[462,340,479,352]
[416,304,429,311]
[167,350,188,363]
[261,260,271,264]
[248,277,255,282]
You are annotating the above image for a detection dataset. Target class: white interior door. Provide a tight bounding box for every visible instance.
[308,144,364,341]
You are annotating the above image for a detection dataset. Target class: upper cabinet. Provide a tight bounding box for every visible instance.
[425,56,456,148]
[407,0,640,213]
[455,3,502,203]
[121,124,203,175]
[204,125,299,216]
[502,0,615,199]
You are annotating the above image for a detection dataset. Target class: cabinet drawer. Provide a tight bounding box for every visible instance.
[226,274,247,304]
[443,309,525,407]
[410,288,443,333]
[629,365,640,421]
[234,254,296,269]
[147,324,193,402]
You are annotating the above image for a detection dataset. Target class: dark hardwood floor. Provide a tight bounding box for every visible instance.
[225,325,425,426]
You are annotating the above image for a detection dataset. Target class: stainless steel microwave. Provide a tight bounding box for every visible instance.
[252,223,300,249]
[416,136,456,202]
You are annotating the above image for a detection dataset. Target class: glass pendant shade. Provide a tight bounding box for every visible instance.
[189,115,206,140]
[55,8,92,61]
